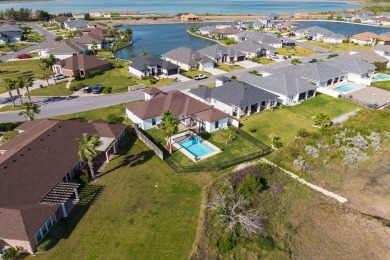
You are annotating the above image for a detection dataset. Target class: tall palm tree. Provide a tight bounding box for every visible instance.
[14,78,24,105]
[160,111,178,154]
[3,78,16,107]
[45,54,57,84]
[111,42,119,65]
[91,40,97,55]
[19,101,40,121]
[77,134,102,179]
[21,76,33,102]
[39,59,51,86]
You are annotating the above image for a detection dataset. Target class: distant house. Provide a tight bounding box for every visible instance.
[256,16,273,28]
[357,14,376,24]
[161,47,214,71]
[197,26,216,36]
[350,32,390,46]
[373,17,390,26]
[295,26,343,43]
[337,13,354,21]
[52,54,111,77]
[63,18,90,30]
[128,55,180,79]
[231,40,275,58]
[350,50,389,67]
[180,13,201,21]
[0,23,23,43]
[235,31,283,48]
[276,20,299,30]
[197,44,245,63]
[189,79,279,118]
[231,21,247,30]
[125,90,229,133]
[373,44,390,57]
[293,13,313,19]
[49,15,68,27]
[0,119,126,253]
[36,39,88,60]
[210,27,241,39]
[71,33,105,50]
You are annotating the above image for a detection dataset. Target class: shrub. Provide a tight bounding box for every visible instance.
[327,53,339,59]
[102,86,112,94]
[2,130,18,141]
[107,113,122,124]
[0,122,22,132]
[69,82,84,91]
[217,232,238,253]
[238,174,263,197]
[305,145,320,158]
[269,133,282,148]
[231,75,237,80]
[248,127,256,133]
[114,63,123,68]
[293,156,308,170]
[54,36,63,41]
[297,128,309,138]
[149,78,158,84]
[36,222,66,252]
[2,247,17,260]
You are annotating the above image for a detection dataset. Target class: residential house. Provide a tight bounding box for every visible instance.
[63,18,90,30]
[71,33,105,50]
[350,50,389,67]
[210,27,241,39]
[162,47,214,71]
[0,119,126,253]
[231,40,275,58]
[238,72,318,105]
[36,40,88,60]
[267,13,281,20]
[125,90,229,133]
[357,14,376,24]
[276,20,299,30]
[337,13,354,21]
[180,14,201,21]
[235,31,283,48]
[197,26,216,36]
[89,12,111,18]
[293,13,313,19]
[52,54,111,77]
[197,44,245,63]
[256,16,273,29]
[350,32,390,46]
[231,21,247,30]
[373,17,390,26]
[49,15,68,27]
[295,26,343,43]
[189,80,279,118]
[0,23,23,43]
[128,55,180,79]
[373,44,390,57]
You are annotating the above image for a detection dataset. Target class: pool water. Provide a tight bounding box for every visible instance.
[334,84,360,94]
[376,74,390,81]
[179,137,214,157]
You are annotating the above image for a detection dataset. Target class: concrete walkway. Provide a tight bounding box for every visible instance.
[261,158,348,203]
[331,109,360,124]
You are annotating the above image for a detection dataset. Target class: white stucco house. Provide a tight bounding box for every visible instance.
[35,40,88,60]
[162,47,214,71]
[295,26,344,43]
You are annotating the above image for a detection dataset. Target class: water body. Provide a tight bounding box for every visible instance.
[0,0,361,14]
[116,21,390,59]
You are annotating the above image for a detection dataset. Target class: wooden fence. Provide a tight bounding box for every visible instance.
[133,126,165,160]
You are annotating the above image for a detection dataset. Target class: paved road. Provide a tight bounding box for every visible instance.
[0,52,336,123]
[0,24,55,62]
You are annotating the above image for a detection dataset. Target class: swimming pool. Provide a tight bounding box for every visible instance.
[376,73,390,81]
[179,137,214,158]
[334,84,361,94]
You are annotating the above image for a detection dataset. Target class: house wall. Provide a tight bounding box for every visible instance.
[85,43,102,50]
[323,37,343,43]
[269,43,283,48]
[163,57,192,70]
[142,116,162,130]
[205,118,229,132]
[351,38,371,45]
[129,66,145,78]
[199,62,214,70]
[0,238,34,254]
[211,98,234,115]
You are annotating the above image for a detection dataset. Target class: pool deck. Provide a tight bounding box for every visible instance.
[331,82,366,95]
[172,131,221,162]
[349,87,390,108]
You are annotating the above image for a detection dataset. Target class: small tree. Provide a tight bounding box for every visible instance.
[14,77,24,105]
[374,61,387,73]
[54,35,63,41]
[160,110,178,154]
[291,58,301,65]
[140,49,149,56]
[77,133,102,179]
[312,113,331,128]
[268,133,282,148]
[3,78,16,107]
[19,101,40,121]
[84,13,92,21]
[21,75,33,102]
[91,40,98,55]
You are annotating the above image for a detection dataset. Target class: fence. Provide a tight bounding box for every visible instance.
[128,84,145,92]
[341,96,378,109]
[133,126,165,160]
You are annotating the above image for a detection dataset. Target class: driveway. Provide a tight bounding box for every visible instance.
[0,23,55,62]
[204,67,226,75]
[236,60,260,69]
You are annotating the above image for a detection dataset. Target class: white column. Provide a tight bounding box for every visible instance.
[257,103,261,112]
[105,151,109,163]
[305,91,308,100]
[113,143,117,154]
[61,203,68,218]
[237,107,241,119]
[74,188,80,201]
[247,106,251,116]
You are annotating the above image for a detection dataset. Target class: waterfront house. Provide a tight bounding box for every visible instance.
[293,13,313,19]
[210,27,242,39]
[231,21,247,30]
[71,33,105,50]
[52,54,111,78]
[235,31,283,48]
[125,90,229,133]
[180,14,201,21]
[337,13,354,21]
[197,44,245,63]
[189,79,278,118]
[197,25,216,36]
[0,119,126,253]
[295,26,343,43]
[36,39,88,60]
[128,55,180,79]
[373,17,390,26]
[231,40,275,58]
[0,23,23,43]
[162,47,214,71]
[257,16,273,29]
[276,20,299,30]
[350,32,390,46]
[238,71,318,106]
[63,18,90,30]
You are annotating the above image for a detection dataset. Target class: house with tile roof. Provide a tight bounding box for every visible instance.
[128,55,179,79]
[125,90,230,133]
[235,31,283,48]
[295,26,344,43]
[162,47,214,71]
[197,44,245,63]
[350,32,390,46]
[71,33,105,50]
[52,54,111,77]
[231,39,275,58]
[0,120,126,253]
[49,15,68,27]
[36,39,88,60]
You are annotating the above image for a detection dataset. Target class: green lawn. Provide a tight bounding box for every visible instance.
[305,41,371,52]
[254,57,275,64]
[240,95,359,146]
[371,80,390,91]
[29,82,72,96]
[216,63,244,72]
[34,137,211,260]
[275,46,317,57]
[24,28,45,42]
[0,43,34,55]
[180,69,211,79]
[146,128,261,167]
[75,60,176,93]
[0,105,22,112]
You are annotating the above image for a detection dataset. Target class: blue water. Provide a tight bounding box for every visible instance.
[0,0,362,14]
[335,84,360,94]
[179,137,214,157]
[376,73,390,81]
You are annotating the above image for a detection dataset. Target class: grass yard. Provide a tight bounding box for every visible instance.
[275,46,317,57]
[240,95,359,146]
[216,63,244,72]
[0,43,34,55]
[146,128,262,167]
[0,105,22,112]
[24,28,45,42]
[371,80,390,91]
[180,69,211,79]
[29,82,72,96]
[305,41,371,52]
[75,60,176,93]
[34,137,212,260]
[254,57,275,64]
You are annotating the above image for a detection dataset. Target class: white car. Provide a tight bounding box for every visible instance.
[269,54,279,59]
[194,74,208,80]
[53,74,66,80]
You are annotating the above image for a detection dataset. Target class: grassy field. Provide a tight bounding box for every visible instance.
[305,41,371,52]
[240,95,359,146]
[275,46,317,57]
[75,60,176,93]
[180,69,211,79]
[0,43,34,55]
[254,57,275,64]
[216,63,244,72]
[29,82,72,96]
[371,80,390,91]
[34,137,213,260]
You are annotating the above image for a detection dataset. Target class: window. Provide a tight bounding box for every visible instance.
[270,99,277,107]
[35,231,43,243]
[215,120,219,129]
[152,117,156,126]
[45,217,53,230]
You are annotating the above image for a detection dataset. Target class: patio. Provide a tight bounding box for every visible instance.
[348,87,390,108]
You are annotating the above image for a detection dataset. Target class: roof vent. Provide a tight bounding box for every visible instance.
[3,166,7,169]
[40,138,44,141]
[28,148,32,151]
[47,134,50,137]
[20,154,24,157]
[12,160,16,163]
[52,129,56,132]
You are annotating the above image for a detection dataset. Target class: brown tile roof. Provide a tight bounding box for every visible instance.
[57,54,110,72]
[55,15,68,23]
[196,108,228,122]
[143,88,163,95]
[211,27,241,35]
[14,120,42,132]
[71,33,104,44]
[0,119,126,241]
[351,32,390,42]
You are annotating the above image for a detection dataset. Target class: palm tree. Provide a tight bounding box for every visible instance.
[14,77,24,105]
[45,54,57,84]
[19,101,40,121]
[39,59,51,86]
[77,134,102,179]
[21,76,33,102]
[140,49,149,56]
[3,78,16,107]
[160,111,178,154]
[91,40,97,55]
[111,41,119,65]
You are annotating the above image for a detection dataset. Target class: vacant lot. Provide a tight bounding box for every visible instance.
[54,103,127,122]
[216,63,244,72]
[275,46,316,57]
[29,82,72,97]
[305,41,371,52]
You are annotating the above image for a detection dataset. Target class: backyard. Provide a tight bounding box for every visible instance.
[371,80,390,91]
[305,41,371,52]
[275,46,316,57]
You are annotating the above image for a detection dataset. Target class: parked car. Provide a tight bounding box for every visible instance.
[92,84,102,94]
[309,59,318,63]
[269,54,279,59]
[194,74,208,80]
[83,86,91,93]
[53,74,66,80]
[16,53,31,59]
[283,42,296,47]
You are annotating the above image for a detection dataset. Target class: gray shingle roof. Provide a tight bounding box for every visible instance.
[232,40,275,54]
[0,24,22,33]
[198,26,216,32]
[324,56,376,74]
[162,47,213,67]
[189,86,213,99]
[129,55,179,71]
[296,26,344,39]
[64,19,89,29]
[238,72,317,97]
[235,31,282,45]
[37,39,87,54]
[197,44,245,61]
[278,62,345,82]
